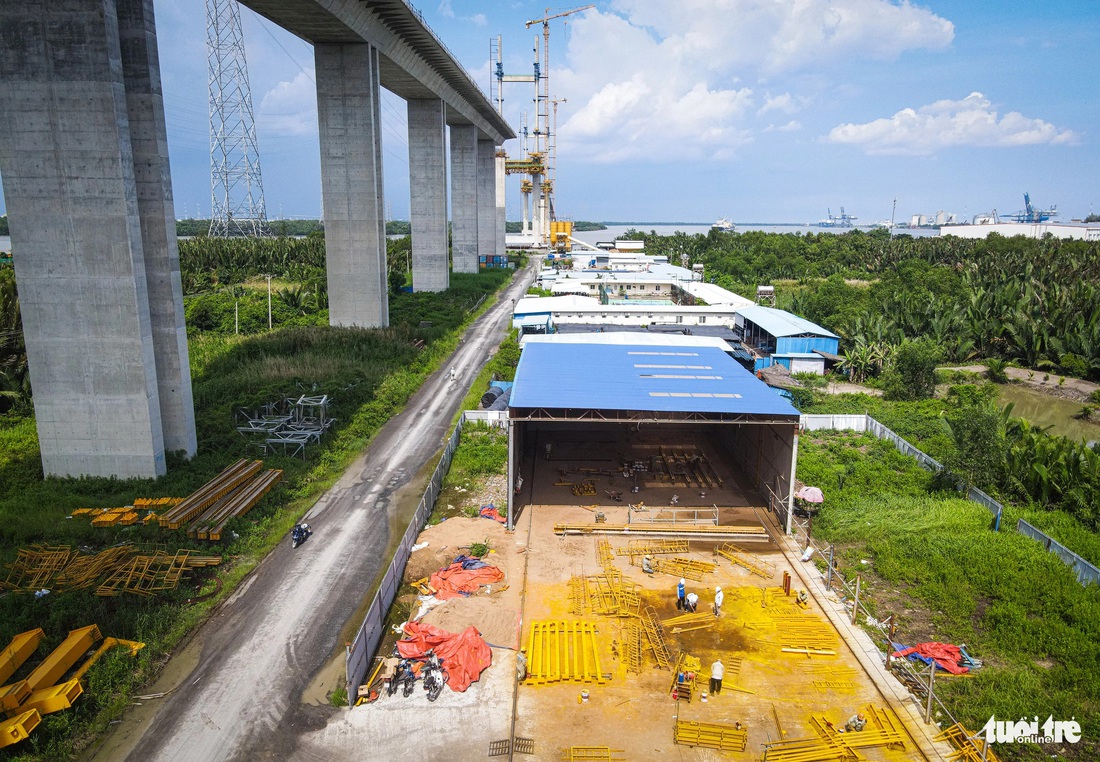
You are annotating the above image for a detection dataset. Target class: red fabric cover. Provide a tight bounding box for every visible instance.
[479,505,507,523]
[429,561,504,600]
[890,642,969,675]
[396,622,493,692]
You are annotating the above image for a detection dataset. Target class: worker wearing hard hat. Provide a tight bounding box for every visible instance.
[676,578,686,610]
[713,586,724,617]
[843,712,867,733]
[642,555,655,575]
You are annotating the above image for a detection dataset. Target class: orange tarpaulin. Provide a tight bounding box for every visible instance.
[891,642,969,675]
[396,623,492,692]
[428,561,504,600]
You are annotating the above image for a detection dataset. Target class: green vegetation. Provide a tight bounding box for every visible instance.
[174,218,410,237]
[435,423,508,522]
[800,432,1100,760]
[0,215,8,236]
[0,233,514,760]
[627,228,1100,381]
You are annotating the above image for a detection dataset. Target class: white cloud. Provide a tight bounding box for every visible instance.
[438,0,454,18]
[758,93,799,116]
[257,71,317,137]
[765,120,802,133]
[553,1,953,163]
[827,92,1079,155]
[439,1,485,25]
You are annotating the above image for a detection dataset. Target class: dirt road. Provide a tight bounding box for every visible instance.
[95,262,535,762]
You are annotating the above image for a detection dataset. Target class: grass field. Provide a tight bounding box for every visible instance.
[799,432,1100,761]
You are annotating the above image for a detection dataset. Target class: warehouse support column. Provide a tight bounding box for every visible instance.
[786,426,799,536]
[316,43,388,326]
[407,98,448,292]
[449,124,478,273]
[507,419,516,531]
[0,1,167,477]
[477,139,497,260]
[495,146,507,256]
[118,0,196,457]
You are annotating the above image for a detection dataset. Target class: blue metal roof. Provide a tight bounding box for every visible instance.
[736,306,838,339]
[510,341,800,417]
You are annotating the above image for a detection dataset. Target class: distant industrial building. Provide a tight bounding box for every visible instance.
[939,221,1100,241]
[505,333,801,532]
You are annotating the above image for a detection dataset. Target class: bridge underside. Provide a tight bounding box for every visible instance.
[0,0,513,478]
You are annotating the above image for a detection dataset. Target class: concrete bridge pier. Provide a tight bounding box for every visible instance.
[407,98,448,292]
[477,139,498,260]
[0,0,195,478]
[449,124,479,274]
[316,42,388,327]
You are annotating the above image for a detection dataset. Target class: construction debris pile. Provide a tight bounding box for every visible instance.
[0,625,144,750]
[0,544,220,597]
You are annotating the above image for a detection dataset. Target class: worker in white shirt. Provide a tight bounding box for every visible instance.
[713,586,724,617]
[709,658,724,695]
[685,591,699,613]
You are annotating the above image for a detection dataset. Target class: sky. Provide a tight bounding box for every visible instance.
[2,0,1098,225]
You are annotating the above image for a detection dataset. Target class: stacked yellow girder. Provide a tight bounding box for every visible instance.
[158,459,262,529]
[525,621,606,685]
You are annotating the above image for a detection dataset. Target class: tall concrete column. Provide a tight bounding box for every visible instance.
[477,139,497,260]
[0,1,167,478]
[118,0,196,457]
[316,43,388,326]
[407,99,448,292]
[495,147,507,255]
[449,124,478,274]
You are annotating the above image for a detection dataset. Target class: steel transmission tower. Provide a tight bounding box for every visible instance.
[207,0,270,237]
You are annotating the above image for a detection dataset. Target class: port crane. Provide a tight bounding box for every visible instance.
[1004,192,1057,223]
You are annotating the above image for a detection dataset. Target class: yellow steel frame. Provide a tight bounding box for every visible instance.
[715,541,776,578]
[526,621,605,685]
[674,719,747,752]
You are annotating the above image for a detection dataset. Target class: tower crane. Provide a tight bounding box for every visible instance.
[522,5,594,243]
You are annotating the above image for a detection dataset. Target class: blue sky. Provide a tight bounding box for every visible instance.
[3,1,1097,224]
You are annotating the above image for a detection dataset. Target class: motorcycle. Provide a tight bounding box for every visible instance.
[387,658,415,698]
[421,650,448,702]
[291,523,312,549]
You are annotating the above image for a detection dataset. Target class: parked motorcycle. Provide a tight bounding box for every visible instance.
[422,650,448,702]
[291,523,312,549]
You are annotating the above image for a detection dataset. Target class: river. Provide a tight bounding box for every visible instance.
[996,383,1099,445]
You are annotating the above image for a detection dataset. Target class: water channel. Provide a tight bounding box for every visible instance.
[996,383,1099,445]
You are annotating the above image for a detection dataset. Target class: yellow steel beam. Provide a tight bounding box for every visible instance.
[0,630,44,686]
[70,638,145,684]
[20,679,82,716]
[0,708,40,749]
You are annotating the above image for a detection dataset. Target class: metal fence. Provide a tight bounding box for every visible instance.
[801,413,1100,587]
[344,413,508,702]
[1018,519,1100,586]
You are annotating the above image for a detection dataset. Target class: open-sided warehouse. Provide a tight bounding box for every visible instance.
[505,334,801,532]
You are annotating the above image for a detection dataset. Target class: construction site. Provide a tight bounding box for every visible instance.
[331,332,985,761]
